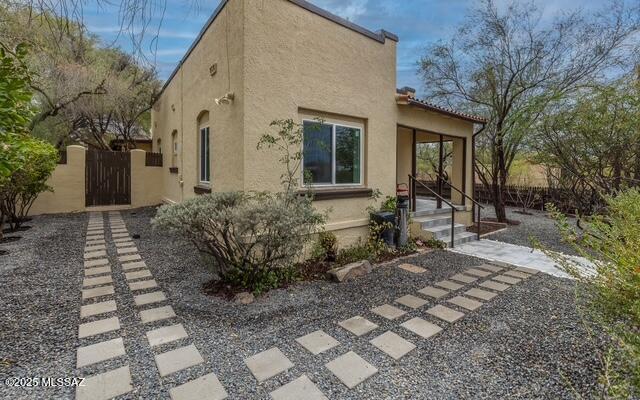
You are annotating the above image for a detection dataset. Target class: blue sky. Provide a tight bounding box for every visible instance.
[84,0,606,96]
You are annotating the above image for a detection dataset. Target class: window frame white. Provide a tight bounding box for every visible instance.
[301,119,364,188]
[198,126,210,185]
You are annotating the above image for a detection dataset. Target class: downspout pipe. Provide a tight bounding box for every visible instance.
[471,123,486,219]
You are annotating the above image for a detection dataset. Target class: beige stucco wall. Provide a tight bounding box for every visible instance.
[130,150,163,208]
[30,145,86,215]
[241,0,397,242]
[151,0,245,203]
[151,0,478,247]
[29,147,164,215]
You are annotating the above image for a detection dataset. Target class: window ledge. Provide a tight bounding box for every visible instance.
[169,167,179,174]
[300,187,373,201]
[193,185,211,194]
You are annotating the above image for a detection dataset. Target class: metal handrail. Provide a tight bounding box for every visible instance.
[435,176,485,210]
[433,174,483,240]
[408,174,456,247]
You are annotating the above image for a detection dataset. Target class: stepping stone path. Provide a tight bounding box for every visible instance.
[155,344,204,377]
[426,304,465,323]
[418,286,448,299]
[75,211,226,400]
[395,294,428,309]
[170,373,228,400]
[296,330,340,355]
[450,273,477,283]
[447,295,483,311]
[371,304,407,320]
[435,280,464,291]
[400,317,442,339]
[73,211,538,398]
[270,375,327,400]
[338,316,378,336]
[244,347,293,382]
[369,331,416,360]
[325,351,378,389]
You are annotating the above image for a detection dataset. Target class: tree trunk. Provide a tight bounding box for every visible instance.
[493,124,508,222]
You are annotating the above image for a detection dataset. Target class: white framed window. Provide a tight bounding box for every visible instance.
[302,119,363,186]
[199,126,210,184]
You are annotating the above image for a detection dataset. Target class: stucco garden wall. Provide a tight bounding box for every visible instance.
[29,145,87,215]
[29,146,163,215]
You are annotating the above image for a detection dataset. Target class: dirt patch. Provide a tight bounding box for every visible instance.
[0,236,21,244]
[467,221,508,235]
[2,225,32,234]
[482,217,521,226]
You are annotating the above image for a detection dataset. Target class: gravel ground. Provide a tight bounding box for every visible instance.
[0,213,85,399]
[0,207,606,399]
[481,205,579,256]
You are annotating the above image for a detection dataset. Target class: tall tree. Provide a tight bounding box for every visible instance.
[0,4,160,150]
[419,0,639,222]
[534,77,640,215]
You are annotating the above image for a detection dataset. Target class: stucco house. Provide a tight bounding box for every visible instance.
[151,0,487,247]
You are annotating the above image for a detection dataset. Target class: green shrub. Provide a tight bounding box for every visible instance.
[336,242,374,265]
[152,191,325,294]
[312,231,338,262]
[335,220,395,265]
[546,189,640,397]
[1,137,57,229]
[380,195,397,212]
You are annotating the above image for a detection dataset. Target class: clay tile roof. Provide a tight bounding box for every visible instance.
[396,90,487,123]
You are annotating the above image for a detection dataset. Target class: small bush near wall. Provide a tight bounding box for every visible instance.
[152,191,325,294]
[1,137,57,231]
[545,189,640,397]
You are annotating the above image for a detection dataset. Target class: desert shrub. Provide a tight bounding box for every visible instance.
[336,242,374,265]
[421,238,446,249]
[379,195,397,212]
[336,220,395,265]
[311,231,338,262]
[546,189,640,397]
[1,137,57,229]
[153,191,325,294]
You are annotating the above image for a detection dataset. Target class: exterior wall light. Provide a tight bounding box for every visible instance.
[215,92,234,105]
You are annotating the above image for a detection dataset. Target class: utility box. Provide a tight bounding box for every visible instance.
[370,211,396,246]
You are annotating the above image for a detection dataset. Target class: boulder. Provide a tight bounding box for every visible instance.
[234,292,255,304]
[328,260,372,282]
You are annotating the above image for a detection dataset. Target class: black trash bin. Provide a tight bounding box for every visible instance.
[370,211,396,246]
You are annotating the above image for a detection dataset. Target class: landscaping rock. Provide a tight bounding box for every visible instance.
[234,292,255,304]
[327,260,372,282]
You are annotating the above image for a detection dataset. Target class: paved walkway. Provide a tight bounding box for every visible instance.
[76,211,227,400]
[69,212,546,400]
[73,212,543,399]
[449,239,594,278]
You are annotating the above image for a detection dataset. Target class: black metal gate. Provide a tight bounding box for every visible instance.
[85,151,131,206]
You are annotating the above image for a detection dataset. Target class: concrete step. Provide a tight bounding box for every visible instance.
[410,208,453,218]
[412,214,452,228]
[424,223,468,239]
[443,232,478,248]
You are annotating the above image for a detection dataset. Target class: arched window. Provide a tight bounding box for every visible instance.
[197,111,210,184]
[157,138,162,154]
